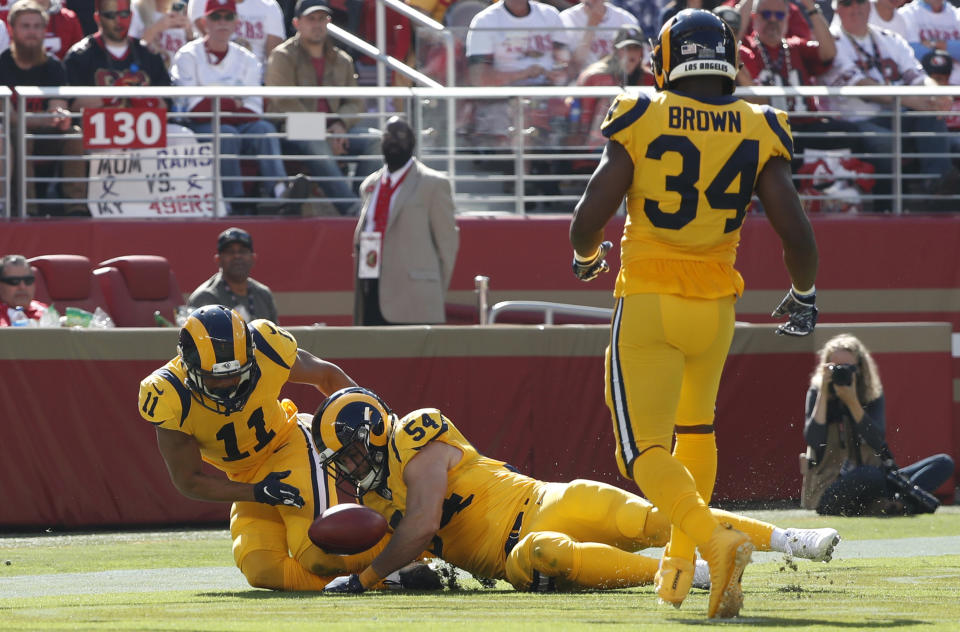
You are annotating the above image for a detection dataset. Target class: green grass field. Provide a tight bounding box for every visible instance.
[2,508,959,631]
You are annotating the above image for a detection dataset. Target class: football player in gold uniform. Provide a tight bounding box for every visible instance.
[569,9,819,618]
[314,388,839,595]
[138,305,385,591]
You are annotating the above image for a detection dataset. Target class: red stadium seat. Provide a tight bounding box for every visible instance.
[27,254,111,315]
[94,255,184,327]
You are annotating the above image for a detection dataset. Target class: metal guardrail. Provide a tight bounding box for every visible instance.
[4,84,960,219]
[489,300,613,325]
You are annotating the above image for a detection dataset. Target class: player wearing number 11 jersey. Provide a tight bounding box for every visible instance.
[570,9,818,618]
[137,304,382,591]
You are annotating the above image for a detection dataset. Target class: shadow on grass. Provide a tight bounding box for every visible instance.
[672,617,928,627]
[197,589,514,599]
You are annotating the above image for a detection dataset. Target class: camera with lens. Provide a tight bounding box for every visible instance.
[828,363,856,386]
[172,1,186,12]
[883,464,940,514]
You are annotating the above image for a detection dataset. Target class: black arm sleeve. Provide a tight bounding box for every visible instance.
[803,386,828,464]
[853,394,886,453]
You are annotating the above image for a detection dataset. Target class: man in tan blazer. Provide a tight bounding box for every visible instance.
[353,117,459,325]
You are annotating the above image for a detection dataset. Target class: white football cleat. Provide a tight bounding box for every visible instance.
[783,528,841,562]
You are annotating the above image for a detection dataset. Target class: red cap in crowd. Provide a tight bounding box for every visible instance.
[204,0,236,17]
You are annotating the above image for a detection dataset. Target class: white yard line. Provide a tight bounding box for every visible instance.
[1,535,959,599]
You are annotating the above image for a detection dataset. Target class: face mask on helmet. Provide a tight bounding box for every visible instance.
[652,9,738,94]
[312,387,392,494]
[178,305,261,415]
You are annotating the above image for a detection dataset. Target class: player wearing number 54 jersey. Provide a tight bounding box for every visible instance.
[570,9,819,618]
[314,388,839,596]
[137,304,385,591]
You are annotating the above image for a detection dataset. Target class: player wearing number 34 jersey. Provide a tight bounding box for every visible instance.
[601,87,792,299]
[137,304,383,592]
[570,9,819,618]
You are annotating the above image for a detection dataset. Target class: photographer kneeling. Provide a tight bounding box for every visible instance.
[801,334,954,516]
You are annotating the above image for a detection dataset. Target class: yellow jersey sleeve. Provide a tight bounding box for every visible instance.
[600,91,650,158]
[137,362,192,432]
[761,104,793,162]
[389,409,456,470]
[249,319,298,371]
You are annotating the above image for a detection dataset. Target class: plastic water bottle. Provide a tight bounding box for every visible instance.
[90,307,115,329]
[10,306,31,327]
[37,304,60,328]
[154,310,174,327]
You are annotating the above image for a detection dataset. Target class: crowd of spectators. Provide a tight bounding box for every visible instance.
[1,0,959,215]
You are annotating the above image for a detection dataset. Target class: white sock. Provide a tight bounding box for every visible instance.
[770,527,788,552]
[273,182,286,197]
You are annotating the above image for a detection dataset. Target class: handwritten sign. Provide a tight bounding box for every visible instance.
[87,142,227,218]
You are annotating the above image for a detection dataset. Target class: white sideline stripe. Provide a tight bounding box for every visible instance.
[952,332,960,357]
[2,536,960,599]
[0,566,249,598]
[644,534,960,563]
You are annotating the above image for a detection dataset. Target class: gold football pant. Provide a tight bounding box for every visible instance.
[229,413,383,591]
[502,480,776,591]
[504,479,660,590]
[605,293,735,549]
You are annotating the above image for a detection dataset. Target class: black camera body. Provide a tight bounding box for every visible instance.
[172,1,186,12]
[883,465,940,514]
[828,363,856,386]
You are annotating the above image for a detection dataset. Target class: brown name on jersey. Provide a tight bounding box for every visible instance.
[667,106,742,133]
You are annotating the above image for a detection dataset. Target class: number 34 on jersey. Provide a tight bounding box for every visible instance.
[601,91,793,238]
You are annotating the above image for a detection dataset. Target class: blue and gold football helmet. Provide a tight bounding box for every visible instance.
[312,387,393,494]
[177,304,261,415]
[652,8,739,94]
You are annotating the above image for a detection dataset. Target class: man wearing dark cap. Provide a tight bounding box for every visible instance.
[188,227,278,323]
[353,116,458,326]
[265,0,379,215]
[922,48,954,80]
[922,49,960,156]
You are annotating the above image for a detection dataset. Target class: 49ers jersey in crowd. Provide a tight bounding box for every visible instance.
[600,90,793,299]
[137,319,301,479]
[64,33,170,106]
[361,409,542,580]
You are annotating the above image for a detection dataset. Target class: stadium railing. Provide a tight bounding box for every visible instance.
[4,83,960,219]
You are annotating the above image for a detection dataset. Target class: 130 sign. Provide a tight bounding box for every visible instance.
[82,107,167,150]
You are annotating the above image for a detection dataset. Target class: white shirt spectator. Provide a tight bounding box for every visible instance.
[898,0,960,83]
[170,37,263,112]
[0,20,8,55]
[187,0,283,65]
[129,9,193,68]
[869,0,908,37]
[560,1,638,71]
[465,0,568,83]
[821,23,927,120]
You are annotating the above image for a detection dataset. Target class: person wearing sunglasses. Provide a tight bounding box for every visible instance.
[739,0,878,206]
[0,254,49,327]
[741,0,835,109]
[64,0,171,111]
[820,0,959,211]
[171,0,306,214]
[185,0,285,69]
